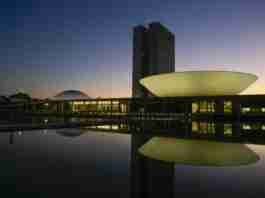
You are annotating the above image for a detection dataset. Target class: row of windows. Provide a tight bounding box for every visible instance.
[242,123,265,130]
[73,101,120,105]
[241,107,265,113]
[192,100,232,113]
[42,101,265,115]
[192,122,265,135]
[192,122,233,135]
[192,101,265,114]
[72,102,128,113]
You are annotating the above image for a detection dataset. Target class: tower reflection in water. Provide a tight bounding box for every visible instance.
[130,133,175,198]
[9,132,14,144]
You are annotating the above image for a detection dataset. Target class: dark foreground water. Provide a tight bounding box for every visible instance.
[2,128,265,197]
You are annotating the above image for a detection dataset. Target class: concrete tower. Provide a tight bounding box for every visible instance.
[132,22,175,97]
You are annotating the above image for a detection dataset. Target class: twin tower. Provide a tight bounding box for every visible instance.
[132,22,175,97]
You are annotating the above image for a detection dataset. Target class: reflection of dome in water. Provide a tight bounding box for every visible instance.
[56,128,86,137]
[51,90,91,101]
[0,96,9,103]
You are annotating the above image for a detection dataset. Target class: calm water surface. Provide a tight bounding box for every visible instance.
[1,128,265,197]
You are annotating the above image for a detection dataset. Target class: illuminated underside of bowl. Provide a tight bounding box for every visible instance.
[139,137,259,166]
[140,71,257,97]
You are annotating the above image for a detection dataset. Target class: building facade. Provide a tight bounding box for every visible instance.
[132,22,175,97]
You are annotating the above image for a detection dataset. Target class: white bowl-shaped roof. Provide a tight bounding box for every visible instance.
[51,90,91,101]
[140,71,257,97]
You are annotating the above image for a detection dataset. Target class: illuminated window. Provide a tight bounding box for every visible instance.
[242,107,251,113]
[121,104,127,113]
[192,103,199,113]
[199,122,215,134]
[198,101,215,113]
[192,122,199,131]
[73,101,83,105]
[199,101,208,112]
[224,124,232,135]
[262,108,265,113]
[251,107,261,113]
[242,124,251,130]
[208,123,215,133]
[112,101,119,105]
[207,102,215,112]
[224,101,232,113]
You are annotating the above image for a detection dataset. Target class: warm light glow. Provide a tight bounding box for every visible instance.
[140,71,257,97]
[224,124,232,135]
[242,107,251,113]
[242,124,251,130]
[224,101,232,113]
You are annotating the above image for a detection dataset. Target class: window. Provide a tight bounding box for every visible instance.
[195,101,215,113]
[242,124,251,130]
[192,102,199,113]
[207,102,215,112]
[242,107,251,113]
[192,122,199,131]
[224,124,232,135]
[198,122,215,134]
[224,101,232,113]
[199,101,208,112]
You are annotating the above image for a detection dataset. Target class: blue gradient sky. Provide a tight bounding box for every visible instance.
[1,0,265,98]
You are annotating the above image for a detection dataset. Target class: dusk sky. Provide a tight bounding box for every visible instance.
[1,0,265,98]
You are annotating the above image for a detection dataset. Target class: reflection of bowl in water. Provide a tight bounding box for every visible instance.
[56,128,86,137]
[139,137,259,166]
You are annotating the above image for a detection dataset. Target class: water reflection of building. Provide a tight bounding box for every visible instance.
[56,128,86,137]
[189,120,265,141]
[130,133,174,198]
[9,132,14,144]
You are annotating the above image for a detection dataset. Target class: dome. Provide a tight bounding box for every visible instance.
[140,71,257,97]
[56,128,86,137]
[9,92,31,103]
[51,90,91,101]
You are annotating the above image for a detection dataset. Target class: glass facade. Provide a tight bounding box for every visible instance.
[39,96,265,117]
[224,123,232,135]
[192,103,199,113]
[224,101,232,113]
[192,121,215,134]
[192,121,265,136]
[192,101,215,113]
[241,106,265,114]
[242,123,265,131]
[71,100,128,114]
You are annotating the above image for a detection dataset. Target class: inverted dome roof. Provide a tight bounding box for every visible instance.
[140,71,257,97]
[51,90,91,101]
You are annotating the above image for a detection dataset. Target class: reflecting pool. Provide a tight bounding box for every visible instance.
[1,126,265,197]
